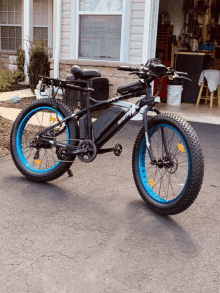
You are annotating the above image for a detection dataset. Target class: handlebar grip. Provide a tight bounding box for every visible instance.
[176,71,188,76]
[117,66,139,72]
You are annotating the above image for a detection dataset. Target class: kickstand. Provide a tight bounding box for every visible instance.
[67,168,73,177]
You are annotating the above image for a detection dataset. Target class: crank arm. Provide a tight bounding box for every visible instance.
[69,148,88,155]
[39,138,88,155]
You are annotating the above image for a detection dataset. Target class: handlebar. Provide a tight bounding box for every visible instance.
[117,66,139,72]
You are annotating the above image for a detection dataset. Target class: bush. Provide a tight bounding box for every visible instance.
[27,40,51,93]
[13,69,26,83]
[16,47,25,82]
[0,69,14,92]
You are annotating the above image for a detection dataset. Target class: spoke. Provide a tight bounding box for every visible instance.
[174,151,187,157]
[165,170,170,199]
[153,166,159,185]
[22,145,31,152]
[26,149,35,160]
[166,130,175,153]
[151,132,160,160]
[45,150,49,168]
[163,170,169,199]
[158,168,162,197]
[46,149,56,162]
[174,171,187,184]
[153,168,169,189]
[31,158,35,166]
[148,167,160,180]
[178,159,189,165]
[166,169,176,198]
[173,172,183,193]
[161,127,167,159]
[157,167,166,198]
[145,164,157,172]
[35,113,42,127]
[39,151,46,170]
[51,148,56,163]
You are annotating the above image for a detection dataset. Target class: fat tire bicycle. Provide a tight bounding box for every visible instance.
[10,58,204,215]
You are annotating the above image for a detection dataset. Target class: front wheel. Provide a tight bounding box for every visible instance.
[132,113,204,215]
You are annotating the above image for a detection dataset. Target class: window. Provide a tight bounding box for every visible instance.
[0,0,22,50]
[78,0,123,61]
[33,0,49,46]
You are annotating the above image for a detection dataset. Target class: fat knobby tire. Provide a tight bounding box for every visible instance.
[132,113,204,215]
[10,98,79,183]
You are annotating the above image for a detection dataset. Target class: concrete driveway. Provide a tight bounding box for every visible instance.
[0,120,219,293]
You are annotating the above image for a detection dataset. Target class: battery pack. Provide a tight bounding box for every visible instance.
[117,80,145,95]
[92,106,125,140]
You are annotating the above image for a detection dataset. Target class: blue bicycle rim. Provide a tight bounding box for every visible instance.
[138,124,190,204]
[16,106,69,173]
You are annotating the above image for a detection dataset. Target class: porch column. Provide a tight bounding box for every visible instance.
[23,0,33,83]
[53,0,62,78]
[142,0,160,64]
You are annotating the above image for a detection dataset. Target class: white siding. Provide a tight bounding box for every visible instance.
[59,0,146,63]
[61,0,71,59]
[129,0,145,63]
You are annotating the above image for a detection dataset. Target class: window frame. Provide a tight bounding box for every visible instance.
[0,0,22,52]
[33,0,52,49]
[75,0,130,62]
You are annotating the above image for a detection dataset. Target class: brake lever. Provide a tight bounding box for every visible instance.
[176,76,192,82]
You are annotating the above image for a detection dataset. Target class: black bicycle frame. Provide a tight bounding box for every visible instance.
[38,76,164,162]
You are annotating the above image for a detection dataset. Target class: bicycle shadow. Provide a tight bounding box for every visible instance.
[2,175,197,257]
[2,175,115,218]
[126,199,197,256]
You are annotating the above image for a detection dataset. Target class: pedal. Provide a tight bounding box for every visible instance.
[114,144,122,156]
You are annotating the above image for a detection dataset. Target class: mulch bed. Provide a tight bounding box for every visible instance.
[0,116,14,158]
[0,96,36,109]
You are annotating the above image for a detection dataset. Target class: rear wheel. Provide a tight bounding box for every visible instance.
[10,99,79,183]
[132,113,204,215]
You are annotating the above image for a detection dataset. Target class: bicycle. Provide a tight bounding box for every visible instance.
[10,58,204,215]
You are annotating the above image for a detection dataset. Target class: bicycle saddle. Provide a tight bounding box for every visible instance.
[71,65,101,79]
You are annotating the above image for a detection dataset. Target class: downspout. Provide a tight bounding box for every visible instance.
[54,0,62,78]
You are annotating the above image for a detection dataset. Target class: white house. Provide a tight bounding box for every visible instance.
[0,0,162,96]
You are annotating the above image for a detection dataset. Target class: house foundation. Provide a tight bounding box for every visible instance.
[0,52,17,72]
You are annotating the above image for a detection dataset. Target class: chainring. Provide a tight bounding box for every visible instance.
[77,140,97,163]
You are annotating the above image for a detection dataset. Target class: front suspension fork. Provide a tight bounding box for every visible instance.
[142,106,169,163]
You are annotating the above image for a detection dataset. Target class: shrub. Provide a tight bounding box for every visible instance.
[13,69,26,83]
[0,69,14,92]
[16,47,25,82]
[27,40,51,93]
